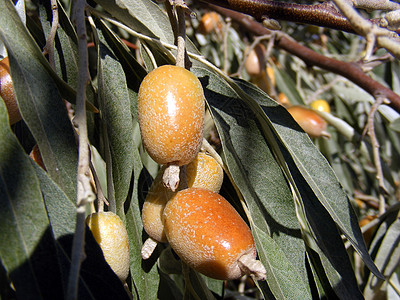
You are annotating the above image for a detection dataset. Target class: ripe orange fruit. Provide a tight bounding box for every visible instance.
[142,152,224,244]
[287,105,328,138]
[163,188,265,280]
[197,12,222,35]
[138,65,205,166]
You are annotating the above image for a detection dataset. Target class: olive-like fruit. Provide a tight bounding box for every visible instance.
[310,99,331,113]
[163,188,266,280]
[186,152,224,193]
[0,57,21,124]
[86,212,130,282]
[245,44,266,77]
[142,152,224,245]
[138,65,205,167]
[287,105,328,138]
[197,12,222,35]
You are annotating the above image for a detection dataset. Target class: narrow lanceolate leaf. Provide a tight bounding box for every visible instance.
[97,30,135,214]
[0,1,75,102]
[214,70,380,279]
[194,66,369,298]
[364,217,400,298]
[0,1,78,200]
[125,147,160,300]
[197,67,311,299]
[253,227,313,299]
[93,0,200,60]
[98,0,173,44]
[0,99,62,300]
[33,163,130,300]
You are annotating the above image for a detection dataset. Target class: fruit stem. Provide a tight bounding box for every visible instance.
[89,160,108,212]
[163,164,180,191]
[238,253,267,281]
[175,3,186,68]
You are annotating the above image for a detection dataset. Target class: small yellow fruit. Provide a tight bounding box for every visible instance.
[0,57,21,124]
[163,188,265,280]
[287,105,328,138]
[86,212,130,282]
[142,152,224,244]
[138,65,205,166]
[310,99,330,113]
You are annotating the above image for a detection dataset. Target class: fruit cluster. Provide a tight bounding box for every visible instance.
[242,44,330,139]
[138,65,266,281]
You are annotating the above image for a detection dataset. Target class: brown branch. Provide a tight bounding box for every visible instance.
[200,0,389,34]
[209,5,400,113]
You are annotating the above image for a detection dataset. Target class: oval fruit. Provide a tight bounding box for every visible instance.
[244,44,266,77]
[142,166,175,244]
[186,152,224,193]
[287,105,328,138]
[310,99,330,113]
[197,12,222,35]
[163,188,265,280]
[86,212,130,282]
[138,65,205,166]
[142,152,224,244]
[0,57,21,124]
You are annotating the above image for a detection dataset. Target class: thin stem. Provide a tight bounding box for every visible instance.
[306,77,342,104]
[364,97,388,214]
[42,0,59,69]
[332,0,400,58]
[176,4,187,68]
[222,17,231,74]
[67,2,95,300]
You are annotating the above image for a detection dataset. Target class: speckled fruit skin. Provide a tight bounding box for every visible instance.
[163,188,256,280]
[287,105,327,138]
[138,65,205,166]
[310,99,331,113]
[86,212,130,282]
[142,166,174,243]
[186,152,223,193]
[0,57,21,124]
[142,152,224,243]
